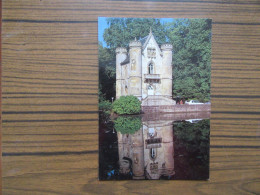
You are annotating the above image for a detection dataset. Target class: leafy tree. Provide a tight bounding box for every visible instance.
[112,95,141,115]
[99,43,116,101]
[167,19,212,102]
[99,100,112,111]
[174,119,210,153]
[114,116,142,134]
[103,18,168,51]
[173,119,210,179]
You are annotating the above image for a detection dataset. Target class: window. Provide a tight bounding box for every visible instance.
[148,85,154,96]
[150,148,156,160]
[148,63,154,74]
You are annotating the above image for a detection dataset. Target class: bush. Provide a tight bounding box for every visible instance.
[112,95,141,115]
[99,100,112,111]
[114,116,142,134]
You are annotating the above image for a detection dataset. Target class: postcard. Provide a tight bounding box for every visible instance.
[98,17,212,180]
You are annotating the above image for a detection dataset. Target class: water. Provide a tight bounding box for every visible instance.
[99,112,210,180]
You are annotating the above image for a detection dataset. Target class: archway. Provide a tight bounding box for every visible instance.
[148,63,154,74]
[148,85,154,96]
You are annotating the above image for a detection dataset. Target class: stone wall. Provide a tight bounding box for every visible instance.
[142,104,211,114]
[142,111,211,123]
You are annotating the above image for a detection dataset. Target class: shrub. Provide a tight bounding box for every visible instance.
[114,116,142,134]
[99,100,112,111]
[112,95,141,115]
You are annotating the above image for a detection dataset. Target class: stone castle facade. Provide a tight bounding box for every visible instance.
[116,29,176,106]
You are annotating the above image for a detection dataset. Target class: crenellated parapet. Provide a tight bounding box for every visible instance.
[116,47,127,54]
[129,40,142,48]
[161,44,173,51]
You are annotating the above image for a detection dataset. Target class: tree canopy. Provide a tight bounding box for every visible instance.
[167,19,212,102]
[103,18,168,50]
[99,18,212,102]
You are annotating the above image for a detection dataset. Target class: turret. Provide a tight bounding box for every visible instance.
[131,127,145,179]
[161,44,173,98]
[116,47,127,99]
[129,39,142,100]
[162,123,175,177]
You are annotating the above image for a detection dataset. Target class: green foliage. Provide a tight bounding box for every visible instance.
[99,84,105,102]
[114,116,142,134]
[99,43,116,101]
[173,119,210,179]
[99,100,112,111]
[112,95,141,115]
[174,119,210,154]
[103,18,167,50]
[167,19,212,102]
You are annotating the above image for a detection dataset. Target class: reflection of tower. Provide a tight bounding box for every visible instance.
[117,116,175,180]
[143,120,175,179]
[117,133,132,174]
[117,128,145,179]
[131,129,145,179]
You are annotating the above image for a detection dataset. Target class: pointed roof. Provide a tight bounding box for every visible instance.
[140,28,159,50]
[140,35,149,45]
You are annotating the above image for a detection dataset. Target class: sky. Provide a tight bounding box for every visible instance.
[98,17,174,47]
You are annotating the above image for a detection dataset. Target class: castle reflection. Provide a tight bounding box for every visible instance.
[118,117,175,179]
[99,112,210,180]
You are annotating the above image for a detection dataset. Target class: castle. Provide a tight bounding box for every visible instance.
[116,29,176,106]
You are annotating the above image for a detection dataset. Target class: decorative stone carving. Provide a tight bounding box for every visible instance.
[131,59,136,70]
[147,47,156,58]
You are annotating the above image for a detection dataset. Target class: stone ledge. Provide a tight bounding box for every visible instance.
[142,104,211,113]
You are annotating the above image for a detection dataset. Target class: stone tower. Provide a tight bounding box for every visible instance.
[129,39,142,100]
[116,47,127,99]
[161,44,173,98]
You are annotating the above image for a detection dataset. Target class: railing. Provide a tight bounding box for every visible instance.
[144,74,160,79]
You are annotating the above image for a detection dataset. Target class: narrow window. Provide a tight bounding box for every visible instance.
[148,63,154,74]
[150,148,156,160]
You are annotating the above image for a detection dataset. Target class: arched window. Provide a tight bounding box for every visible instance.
[150,148,156,160]
[148,63,154,74]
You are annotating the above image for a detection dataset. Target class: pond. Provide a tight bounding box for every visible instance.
[99,112,210,180]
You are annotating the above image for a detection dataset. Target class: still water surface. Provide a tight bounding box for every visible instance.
[99,112,210,180]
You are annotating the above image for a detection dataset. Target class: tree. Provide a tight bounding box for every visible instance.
[103,18,168,51]
[114,116,142,134]
[99,42,116,101]
[167,19,212,102]
[112,95,141,115]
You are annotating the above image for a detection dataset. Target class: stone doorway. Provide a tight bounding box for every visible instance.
[148,85,154,96]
